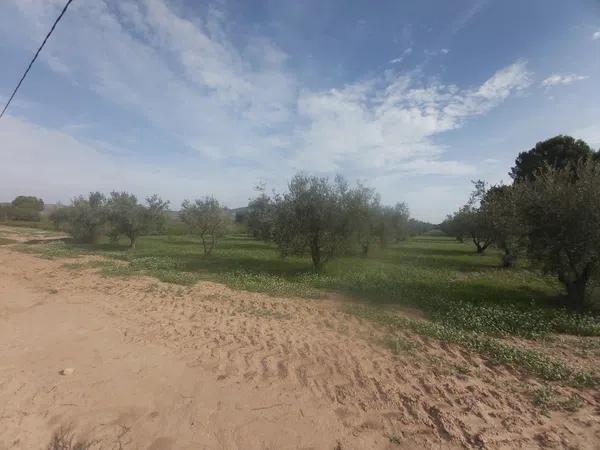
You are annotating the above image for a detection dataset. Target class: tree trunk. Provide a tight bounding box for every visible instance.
[310,235,322,271]
[474,239,484,254]
[361,243,369,257]
[565,272,589,310]
[201,234,210,256]
[501,253,516,268]
[129,236,136,249]
[473,237,490,254]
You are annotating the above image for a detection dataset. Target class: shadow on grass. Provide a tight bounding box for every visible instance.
[19,234,556,307]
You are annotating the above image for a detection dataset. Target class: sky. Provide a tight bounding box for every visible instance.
[1,0,599,223]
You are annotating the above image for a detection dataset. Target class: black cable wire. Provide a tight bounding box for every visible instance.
[0,0,75,120]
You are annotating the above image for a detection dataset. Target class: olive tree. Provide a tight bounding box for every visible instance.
[246,193,275,241]
[180,196,229,256]
[443,181,493,253]
[67,192,107,243]
[391,203,410,241]
[515,160,600,308]
[107,192,169,249]
[49,205,70,230]
[479,185,523,267]
[273,174,353,271]
[346,183,380,256]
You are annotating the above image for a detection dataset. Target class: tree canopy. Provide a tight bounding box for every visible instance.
[107,192,169,248]
[180,196,230,256]
[514,159,600,308]
[273,175,354,271]
[510,135,597,182]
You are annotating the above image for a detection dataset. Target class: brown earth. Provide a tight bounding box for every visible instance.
[0,239,599,449]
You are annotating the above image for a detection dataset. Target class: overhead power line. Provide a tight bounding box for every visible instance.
[0,0,75,120]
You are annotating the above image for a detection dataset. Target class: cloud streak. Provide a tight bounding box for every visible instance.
[542,73,588,87]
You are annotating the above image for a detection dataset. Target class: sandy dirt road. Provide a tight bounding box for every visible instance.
[1,245,599,449]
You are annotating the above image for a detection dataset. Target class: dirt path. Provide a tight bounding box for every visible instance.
[1,246,599,449]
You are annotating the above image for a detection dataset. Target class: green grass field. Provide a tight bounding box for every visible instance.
[18,233,600,337]
[15,232,600,385]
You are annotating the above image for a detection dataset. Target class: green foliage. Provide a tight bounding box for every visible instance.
[246,192,275,241]
[479,184,523,267]
[441,180,493,253]
[272,174,355,270]
[344,303,597,386]
[256,174,413,268]
[180,196,230,255]
[515,159,600,308]
[49,206,70,230]
[406,217,435,236]
[0,195,45,221]
[532,385,585,415]
[11,195,44,211]
[510,135,598,182]
[346,182,380,256]
[222,271,323,298]
[106,192,169,248]
[66,192,107,243]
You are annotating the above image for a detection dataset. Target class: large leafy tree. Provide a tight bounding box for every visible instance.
[273,174,353,271]
[7,195,45,221]
[11,196,44,211]
[67,192,107,243]
[510,135,597,182]
[515,159,600,308]
[107,192,169,248]
[180,196,229,256]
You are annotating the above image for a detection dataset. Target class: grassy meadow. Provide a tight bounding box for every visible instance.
[14,230,600,386]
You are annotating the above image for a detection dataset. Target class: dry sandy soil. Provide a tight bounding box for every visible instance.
[0,232,599,449]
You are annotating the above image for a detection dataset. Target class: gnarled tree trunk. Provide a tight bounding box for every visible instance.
[565,268,590,310]
[310,234,323,271]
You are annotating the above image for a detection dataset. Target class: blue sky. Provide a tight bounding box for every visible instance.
[1,0,599,222]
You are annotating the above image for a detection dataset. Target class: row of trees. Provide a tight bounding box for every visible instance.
[50,192,170,248]
[245,176,412,270]
[0,196,45,221]
[441,135,600,308]
[48,178,414,268]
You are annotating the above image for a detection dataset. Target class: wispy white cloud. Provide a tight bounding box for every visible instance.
[390,47,413,64]
[295,60,531,173]
[542,73,588,87]
[593,31,600,40]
